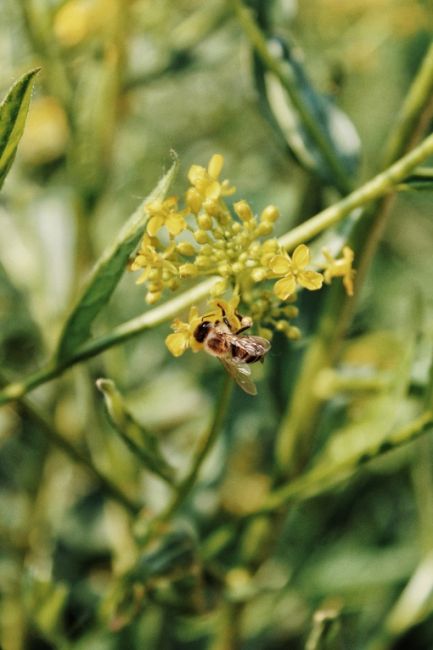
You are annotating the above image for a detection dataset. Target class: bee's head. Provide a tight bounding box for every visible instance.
[193,320,212,343]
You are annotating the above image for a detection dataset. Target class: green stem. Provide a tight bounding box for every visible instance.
[258,410,433,515]
[159,373,233,521]
[18,0,73,117]
[278,130,433,251]
[382,40,433,167]
[230,0,352,195]
[0,278,220,405]
[6,387,141,516]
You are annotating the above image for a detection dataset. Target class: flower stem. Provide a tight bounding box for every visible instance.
[159,373,233,521]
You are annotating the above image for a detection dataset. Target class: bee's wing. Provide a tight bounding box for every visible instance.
[219,357,258,396]
[242,335,272,354]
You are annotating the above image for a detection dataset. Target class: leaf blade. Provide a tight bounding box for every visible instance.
[56,156,178,361]
[0,68,40,190]
[254,36,361,191]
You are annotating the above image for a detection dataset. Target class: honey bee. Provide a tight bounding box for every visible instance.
[193,304,271,395]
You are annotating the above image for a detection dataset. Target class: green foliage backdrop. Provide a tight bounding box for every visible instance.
[1,1,433,649]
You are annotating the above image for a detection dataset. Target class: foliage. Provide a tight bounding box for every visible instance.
[1,1,433,649]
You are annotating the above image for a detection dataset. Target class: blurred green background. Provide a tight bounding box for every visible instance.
[1,1,433,649]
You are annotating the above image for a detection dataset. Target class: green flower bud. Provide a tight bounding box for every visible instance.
[288,326,301,340]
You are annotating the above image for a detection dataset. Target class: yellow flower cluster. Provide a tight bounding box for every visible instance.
[129,154,355,349]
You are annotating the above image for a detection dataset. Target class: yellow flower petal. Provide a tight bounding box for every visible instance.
[208,154,224,178]
[298,270,324,290]
[165,332,189,357]
[147,215,163,236]
[166,213,186,236]
[274,276,297,300]
[269,254,291,275]
[292,244,310,269]
[188,164,206,186]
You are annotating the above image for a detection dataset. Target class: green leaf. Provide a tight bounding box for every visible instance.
[254,36,361,190]
[397,166,433,191]
[0,68,40,190]
[56,155,179,361]
[96,378,176,485]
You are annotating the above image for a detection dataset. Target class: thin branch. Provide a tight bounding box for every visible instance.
[159,373,233,521]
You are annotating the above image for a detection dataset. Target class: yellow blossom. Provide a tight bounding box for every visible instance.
[146,196,187,237]
[165,307,204,356]
[322,246,356,296]
[129,235,176,287]
[186,154,235,213]
[269,244,324,300]
[207,294,244,332]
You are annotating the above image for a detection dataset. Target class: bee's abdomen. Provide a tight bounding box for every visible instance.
[206,335,229,355]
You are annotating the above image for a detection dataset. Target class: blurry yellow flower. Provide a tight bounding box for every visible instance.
[165,307,203,356]
[270,244,323,300]
[146,196,187,237]
[186,154,235,213]
[322,246,356,296]
[20,96,69,165]
[54,0,93,47]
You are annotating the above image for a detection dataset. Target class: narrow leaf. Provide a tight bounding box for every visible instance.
[254,36,361,190]
[397,166,433,191]
[96,378,176,485]
[56,155,178,360]
[0,68,40,190]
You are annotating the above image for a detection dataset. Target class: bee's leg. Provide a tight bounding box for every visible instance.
[236,313,252,334]
[216,303,232,329]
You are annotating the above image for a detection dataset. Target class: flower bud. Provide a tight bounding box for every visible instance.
[260,205,279,223]
[234,200,254,222]
[218,263,231,276]
[186,187,202,213]
[251,267,267,282]
[256,222,273,236]
[208,153,224,178]
[146,291,162,304]
[179,264,197,278]
[177,242,196,256]
[194,229,209,244]
[198,213,213,229]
